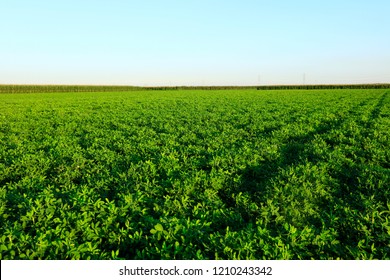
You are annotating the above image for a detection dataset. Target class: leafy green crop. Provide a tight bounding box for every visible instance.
[0,89,389,259]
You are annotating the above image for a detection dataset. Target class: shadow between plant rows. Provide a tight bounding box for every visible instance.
[368,91,388,122]
[217,92,389,233]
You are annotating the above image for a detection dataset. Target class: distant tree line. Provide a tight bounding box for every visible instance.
[255,84,390,90]
[133,84,390,91]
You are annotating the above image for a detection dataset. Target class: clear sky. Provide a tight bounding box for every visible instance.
[1,0,389,86]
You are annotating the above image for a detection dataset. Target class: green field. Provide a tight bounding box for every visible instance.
[0,89,389,259]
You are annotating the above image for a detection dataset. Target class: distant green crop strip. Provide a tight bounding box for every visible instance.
[0,84,141,94]
[1,83,390,94]
[0,89,389,260]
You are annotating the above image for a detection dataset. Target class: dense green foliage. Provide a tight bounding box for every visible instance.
[0,89,389,260]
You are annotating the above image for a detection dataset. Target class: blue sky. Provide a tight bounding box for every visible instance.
[1,0,389,86]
